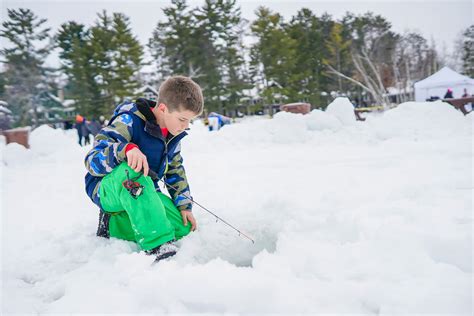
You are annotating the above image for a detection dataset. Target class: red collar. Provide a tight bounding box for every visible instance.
[150,106,168,137]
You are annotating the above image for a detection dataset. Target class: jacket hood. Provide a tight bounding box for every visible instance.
[113,98,157,123]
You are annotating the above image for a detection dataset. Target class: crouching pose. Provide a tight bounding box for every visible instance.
[84,76,204,261]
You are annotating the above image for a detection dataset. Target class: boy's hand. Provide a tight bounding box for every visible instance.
[126,147,149,176]
[181,210,197,231]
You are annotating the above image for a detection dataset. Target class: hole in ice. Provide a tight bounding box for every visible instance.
[179,224,279,267]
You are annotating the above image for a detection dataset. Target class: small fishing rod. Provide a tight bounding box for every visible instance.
[143,169,255,244]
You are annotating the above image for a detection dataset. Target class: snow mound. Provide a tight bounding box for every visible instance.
[2,142,34,166]
[30,125,81,157]
[305,109,343,131]
[192,98,358,147]
[325,97,357,125]
[267,111,310,143]
[368,100,470,140]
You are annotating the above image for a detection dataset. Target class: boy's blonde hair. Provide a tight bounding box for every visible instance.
[158,76,204,115]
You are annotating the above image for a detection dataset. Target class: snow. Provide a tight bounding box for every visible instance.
[62,99,75,107]
[0,105,12,114]
[135,85,159,96]
[386,86,414,95]
[1,99,472,314]
[325,97,357,126]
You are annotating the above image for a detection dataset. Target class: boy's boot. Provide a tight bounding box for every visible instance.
[147,240,179,262]
[96,210,111,238]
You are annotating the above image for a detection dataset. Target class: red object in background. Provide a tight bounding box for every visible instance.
[279,103,311,114]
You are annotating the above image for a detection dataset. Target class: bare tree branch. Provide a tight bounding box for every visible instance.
[352,54,378,94]
[326,64,372,93]
[361,47,386,94]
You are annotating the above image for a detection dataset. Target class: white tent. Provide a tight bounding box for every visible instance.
[414,67,474,101]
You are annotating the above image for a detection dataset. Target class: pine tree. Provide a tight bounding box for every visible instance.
[193,0,226,112]
[88,11,116,116]
[196,0,248,114]
[250,6,297,105]
[87,11,144,117]
[149,0,248,114]
[217,0,248,113]
[315,13,336,98]
[109,13,144,103]
[0,73,5,97]
[0,8,51,126]
[149,0,198,78]
[287,8,326,106]
[324,22,351,94]
[461,25,474,77]
[56,21,100,116]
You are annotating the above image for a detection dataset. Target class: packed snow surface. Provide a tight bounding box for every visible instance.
[1,98,472,314]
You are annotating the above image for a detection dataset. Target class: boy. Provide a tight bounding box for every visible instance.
[84,76,204,261]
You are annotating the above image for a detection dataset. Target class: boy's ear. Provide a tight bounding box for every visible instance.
[157,103,167,112]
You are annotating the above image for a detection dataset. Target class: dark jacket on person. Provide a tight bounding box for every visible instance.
[444,91,454,99]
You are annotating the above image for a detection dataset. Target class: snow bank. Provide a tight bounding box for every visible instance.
[368,100,469,140]
[305,109,343,131]
[2,101,472,314]
[29,125,78,154]
[1,125,83,166]
[325,96,357,125]
[2,142,34,166]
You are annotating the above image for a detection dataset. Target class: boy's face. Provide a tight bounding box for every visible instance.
[155,103,198,135]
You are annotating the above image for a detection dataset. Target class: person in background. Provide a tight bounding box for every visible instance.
[75,115,85,146]
[461,88,473,113]
[87,119,102,137]
[207,113,220,131]
[462,88,470,98]
[82,118,92,146]
[207,112,231,131]
[444,88,454,99]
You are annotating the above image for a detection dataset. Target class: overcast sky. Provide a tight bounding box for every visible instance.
[1,0,472,68]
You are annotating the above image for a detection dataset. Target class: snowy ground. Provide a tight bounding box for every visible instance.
[1,98,472,314]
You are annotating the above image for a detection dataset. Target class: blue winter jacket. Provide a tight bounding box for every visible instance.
[84,99,193,212]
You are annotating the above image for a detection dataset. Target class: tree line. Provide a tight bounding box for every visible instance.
[1,0,473,126]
